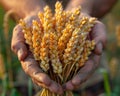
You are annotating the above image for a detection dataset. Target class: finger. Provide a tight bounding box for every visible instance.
[35,80,63,94]
[33,73,63,94]
[32,73,63,94]
[63,54,100,91]
[11,25,27,60]
[63,59,94,91]
[72,54,100,85]
[32,78,47,88]
[91,21,107,54]
[48,81,63,94]
[72,54,100,84]
[92,21,107,47]
[20,54,51,85]
[63,80,74,91]
[34,74,63,94]
[21,55,63,94]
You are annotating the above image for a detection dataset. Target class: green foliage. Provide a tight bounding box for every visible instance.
[0,6,27,96]
[10,88,21,96]
[28,79,33,96]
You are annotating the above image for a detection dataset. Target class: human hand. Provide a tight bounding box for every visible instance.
[11,15,63,94]
[62,19,107,91]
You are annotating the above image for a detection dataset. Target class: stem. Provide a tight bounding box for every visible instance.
[65,61,77,82]
[73,67,79,76]
[58,74,63,81]
[103,71,111,96]
[3,10,14,88]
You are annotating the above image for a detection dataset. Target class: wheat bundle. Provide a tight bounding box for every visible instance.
[19,1,96,96]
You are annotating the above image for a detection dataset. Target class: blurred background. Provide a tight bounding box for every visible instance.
[0,1,120,96]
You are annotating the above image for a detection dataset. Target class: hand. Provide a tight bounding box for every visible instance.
[11,15,63,94]
[62,20,107,91]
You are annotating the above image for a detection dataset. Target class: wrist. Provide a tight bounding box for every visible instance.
[0,0,46,19]
[22,0,46,18]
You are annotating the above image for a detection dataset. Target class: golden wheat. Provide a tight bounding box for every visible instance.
[19,1,96,96]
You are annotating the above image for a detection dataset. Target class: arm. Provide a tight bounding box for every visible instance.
[66,0,118,19]
[65,0,94,15]
[91,0,118,18]
[0,0,46,18]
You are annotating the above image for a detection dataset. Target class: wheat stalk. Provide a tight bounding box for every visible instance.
[19,1,96,96]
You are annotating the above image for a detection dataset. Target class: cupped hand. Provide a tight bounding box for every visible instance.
[11,15,63,94]
[62,20,107,91]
